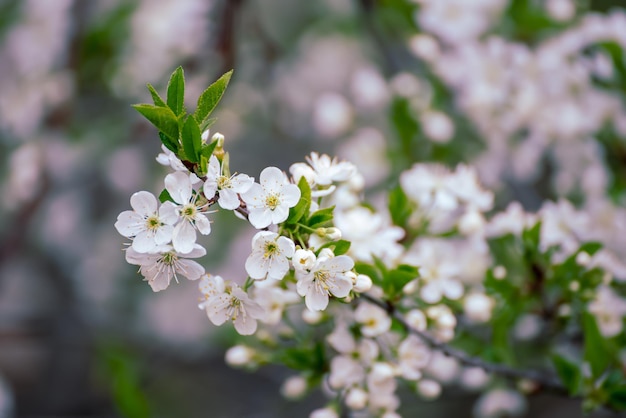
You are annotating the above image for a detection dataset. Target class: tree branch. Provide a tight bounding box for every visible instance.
[360,293,567,394]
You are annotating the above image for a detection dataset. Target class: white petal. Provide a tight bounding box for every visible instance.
[218,189,240,210]
[245,252,268,279]
[231,174,254,194]
[281,183,301,207]
[184,244,207,259]
[267,256,289,280]
[194,214,212,235]
[208,155,221,177]
[277,236,295,257]
[173,221,196,254]
[132,231,157,253]
[177,259,205,280]
[240,184,264,208]
[329,276,352,298]
[305,288,330,311]
[207,295,231,325]
[234,315,258,335]
[248,209,272,229]
[270,205,290,225]
[115,211,145,237]
[159,202,179,225]
[259,167,286,194]
[165,171,192,204]
[130,191,157,216]
[154,225,173,245]
[148,269,172,292]
[203,179,218,200]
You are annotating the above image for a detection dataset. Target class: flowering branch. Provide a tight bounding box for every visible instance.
[360,293,567,394]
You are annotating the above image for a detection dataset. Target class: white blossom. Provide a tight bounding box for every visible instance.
[198,275,264,335]
[296,253,354,311]
[125,244,205,292]
[245,231,295,281]
[354,302,391,337]
[241,166,301,229]
[115,191,178,253]
[203,155,254,210]
[164,171,212,254]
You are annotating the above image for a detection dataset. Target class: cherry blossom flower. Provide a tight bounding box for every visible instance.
[203,155,254,210]
[289,152,357,197]
[354,302,392,337]
[125,244,205,292]
[164,171,212,253]
[198,275,264,335]
[241,166,301,229]
[115,191,178,252]
[245,231,295,281]
[296,252,354,311]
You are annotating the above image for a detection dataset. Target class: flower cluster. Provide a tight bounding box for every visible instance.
[115,66,626,418]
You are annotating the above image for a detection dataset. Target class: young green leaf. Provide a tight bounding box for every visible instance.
[158,188,174,203]
[583,312,611,378]
[552,353,582,395]
[286,177,311,225]
[308,206,335,229]
[166,66,185,116]
[132,104,179,141]
[158,132,179,154]
[388,186,411,227]
[146,83,167,107]
[181,116,202,163]
[316,240,351,256]
[200,139,218,160]
[194,70,233,126]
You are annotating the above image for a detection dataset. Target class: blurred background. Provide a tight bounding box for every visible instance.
[1,0,626,416]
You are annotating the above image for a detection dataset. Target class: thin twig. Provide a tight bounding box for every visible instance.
[360,293,567,394]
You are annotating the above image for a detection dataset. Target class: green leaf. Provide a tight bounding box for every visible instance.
[287,177,311,225]
[608,387,626,410]
[552,353,582,395]
[132,104,179,141]
[355,262,382,285]
[181,116,202,163]
[158,132,179,154]
[385,264,419,297]
[388,186,411,227]
[199,117,218,133]
[194,70,233,126]
[583,312,611,378]
[308,206,335,228]
[200,139,218,160]
[166,66,185,116]
[317,240,351,256]
[158,189,174,203]
[146,83,167,107]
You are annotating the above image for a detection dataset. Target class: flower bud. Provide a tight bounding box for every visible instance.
[463,293,495,323]
[576,251,591,266]
[302,308,323,324]
[417,379,441,400]
[353,274,373,293]
[493,265,507,280]
[281,375,307,399]
[293,249,316,271]
[201,129,210,143]
[370,362,395,382]
[403,279,419,295]
[318,248,334,259]
[225,345,255,367]
[405,309,427,331]
[345,387,368,410]
[310,407,339,418]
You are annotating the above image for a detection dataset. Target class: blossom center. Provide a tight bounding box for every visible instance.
[217,175,231,190]
[145,215,161,231]
[182,204,197,220]
[264,241,280,259]
[313,270,331,291]
[265,193,281,210]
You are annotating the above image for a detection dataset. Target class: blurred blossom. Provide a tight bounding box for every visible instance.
[338,128,390,186]
[0,0,73,139]
[588,285,626,337]
[473,388,527,418]
[513,314,542,341]
[349,67,390,110]
[420,110,454,143]
[113,0,214,97]
[105,146,147,194]
[312,92,354,139]
[546,0,576,22]
[4,143,43,208]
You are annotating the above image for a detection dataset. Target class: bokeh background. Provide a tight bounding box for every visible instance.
[1,0,625,416]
